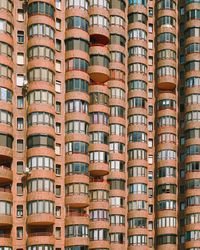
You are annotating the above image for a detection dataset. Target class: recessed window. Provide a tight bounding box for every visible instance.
[17,9,24,22]
[148,89,153,98]
[17,96,24,108]
[56,164,61,175]
[17,161,23,174]
[55,227,61,239]
[17,53,24,65]
[17,205,23,217]
[56,102,61,113]
[148,24,153,33]
[55,206,61,217]
[17,227,23,239]
[148,139,153,148]
[56,185,61,197]
[56,60,61,72]
[55,123,61,134]
[56,18,61,30]
[56,0,61,10]
[149,8,153,16]
[16,75,25,87]
[148,40,153,49]
[17,139,23,152]
[55,143,61,155]
[17,118,24,130]
[17,183,23,196]
[55,80,61,93]
[56,39,61,51]
[148,155,153,164]
[17,31,24,44]
[148,56,153,66]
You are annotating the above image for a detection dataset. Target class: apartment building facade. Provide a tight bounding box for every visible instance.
[0,0,199,249]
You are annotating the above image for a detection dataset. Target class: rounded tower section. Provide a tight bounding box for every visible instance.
[65,1,90,249]
[26,0,56,244]
[127,0,149,248]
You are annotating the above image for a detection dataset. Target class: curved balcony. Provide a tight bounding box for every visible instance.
[27,232,55,246]
[0,234,12,247]
[0,214,12,226]
[0,165,12,182]
[88,46,110,83]
[65,194,89,208]
[27,213,55,226]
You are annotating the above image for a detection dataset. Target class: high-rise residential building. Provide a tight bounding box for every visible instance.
[0,0,200,249]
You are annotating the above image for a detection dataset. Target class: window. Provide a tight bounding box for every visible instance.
[28,156,54,171]
[148,156,153,164]
[27,112,54,127]
[56,39,61,51]
[28,24,54,39]
[56,18,61,30]
[17,161,23,174]
[148,139,153,148]
[128,235,147,245]
[0,0,13,12]
[27,135,55,149]
[55,227,61,239]
[65,141,88,155]
[65,162,88,175]
[17,96,24,108]
[28,68,54,83]
[28,91,54,106]
[27,200,54,215]
[0,87,12,102]
[16,75,25,87]
[55,123,61,134]
[17,118,24,130]
[66,0,89,9]
[148,56,153,65]
[65,183,88,196]
[66,16,89,31]
[28,2,54,18]
[17,183,23,195]
[17,205,23,217]
[17,53,24,65]
[157,234,176,245]
[55,144,61,155]
[56,60,61,72]
[55,80,61,93]
[56,102,61,113]
[90,209,109,221]
[148,73,153,82]
[65,225,88,238]
[56,185,61,196]
[148,122,153,131]
[56,206,61,217]
[148,24,153,33]
[17,9,24,22]
[148,89,153,99]
[17,140,23,152]
[17,227,23,239]
[149,7,153,16]
[56,0,61,9]
[56,164,61,175]
[89,229,109,241]
[148,40,153,49]
[17,31,24,43]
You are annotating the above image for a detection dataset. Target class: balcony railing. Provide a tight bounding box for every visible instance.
[0,187,11,192]
[28,232,53,237]
[0,233,11,238]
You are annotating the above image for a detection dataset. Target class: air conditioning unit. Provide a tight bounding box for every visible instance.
[24,167,30,174]
[23,79,28,86]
